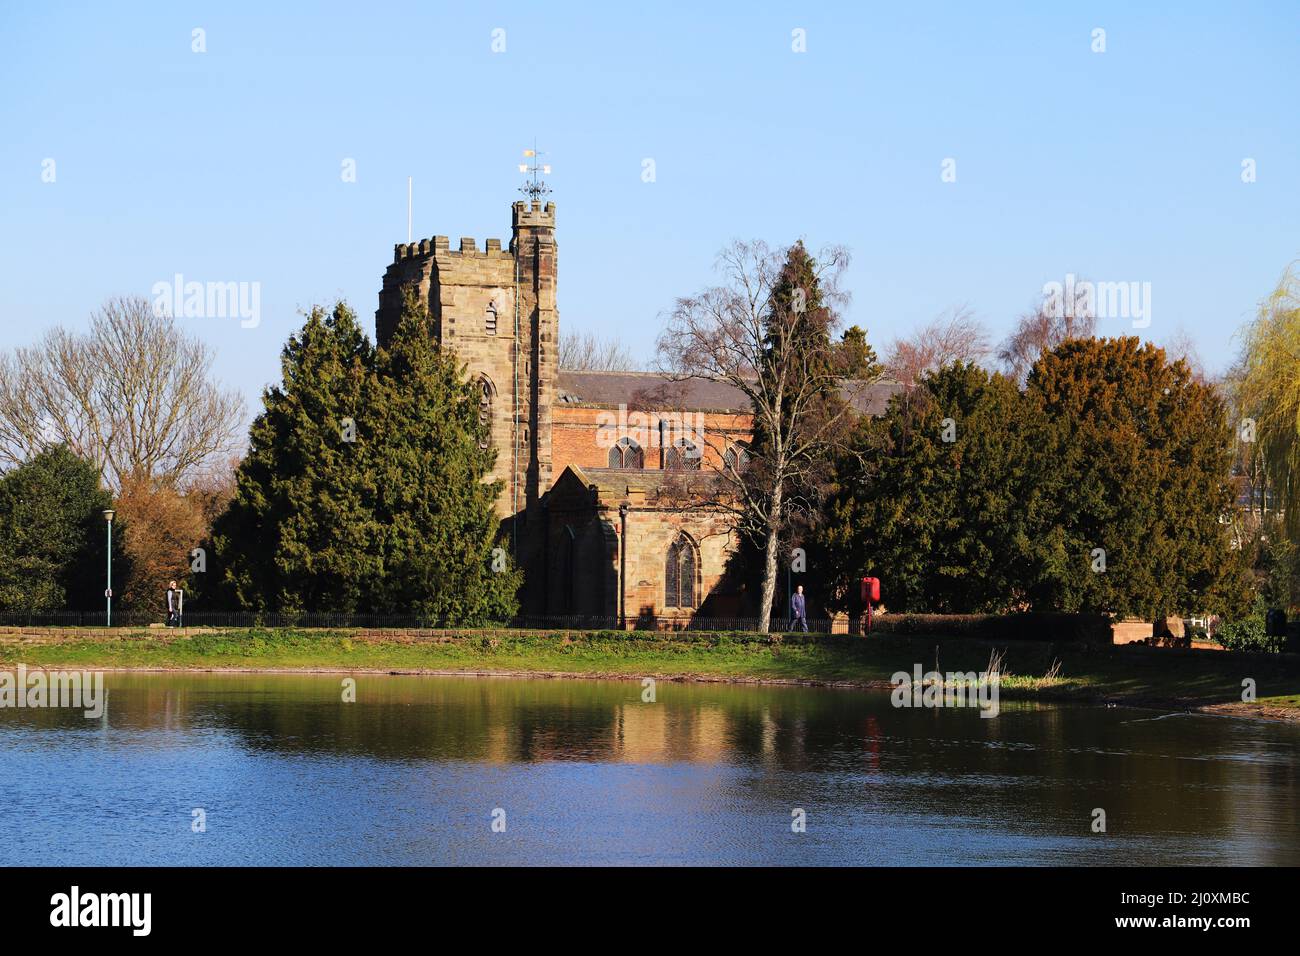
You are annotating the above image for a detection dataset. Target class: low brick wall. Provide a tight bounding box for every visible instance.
[0,626,184,645]
[1111,620,1153,645]
[0,621,1229,651]
[0,625,592,645]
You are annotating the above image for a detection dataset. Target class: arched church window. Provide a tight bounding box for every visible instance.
[665,438,702,471]
[664,533,697,609]
[486,301,498,335]
[608,437,644,469]
[477,377,492,450]
[724,442,750,472]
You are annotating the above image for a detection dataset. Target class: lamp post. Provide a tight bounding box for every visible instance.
[102,509,114,626]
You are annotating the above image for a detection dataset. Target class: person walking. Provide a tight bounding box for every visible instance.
[789,585,808,632]
[166,581,184,628]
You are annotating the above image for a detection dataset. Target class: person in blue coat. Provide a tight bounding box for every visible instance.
[789,585,808,632]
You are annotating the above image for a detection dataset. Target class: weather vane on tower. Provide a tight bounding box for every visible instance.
[518,144,551,202]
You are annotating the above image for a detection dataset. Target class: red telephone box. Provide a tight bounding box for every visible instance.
[860,577,880,633]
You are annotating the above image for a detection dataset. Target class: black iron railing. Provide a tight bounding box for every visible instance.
[0,610,846,634]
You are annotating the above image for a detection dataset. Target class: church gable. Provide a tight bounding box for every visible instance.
[547,466,600,510]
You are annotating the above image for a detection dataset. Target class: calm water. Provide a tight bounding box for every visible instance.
[1,672,1297,866]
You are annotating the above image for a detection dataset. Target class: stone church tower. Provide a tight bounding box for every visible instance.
[375,201,558,537]
[374,195,903,627]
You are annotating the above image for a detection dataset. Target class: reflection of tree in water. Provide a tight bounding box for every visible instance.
[214,676,884,765]
[79,674,897,765]
[9,672,1298,860]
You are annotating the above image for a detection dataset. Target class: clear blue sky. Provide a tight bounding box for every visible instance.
[2,1,1296,417]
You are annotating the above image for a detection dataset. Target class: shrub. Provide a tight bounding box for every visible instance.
[871,612,1113,645]
[1215,614,1279,653]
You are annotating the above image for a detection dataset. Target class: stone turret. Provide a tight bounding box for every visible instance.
[509,201,557,517]
[375,201,558,526]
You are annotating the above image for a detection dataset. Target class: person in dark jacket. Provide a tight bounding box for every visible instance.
[789,585,808,632]
[166,581,184,627]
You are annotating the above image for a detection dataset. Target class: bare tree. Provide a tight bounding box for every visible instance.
[1158,326,1208,383]
[998,286,1097,386]
[885,305,992,384]
[558,330,637,371]
[0,296,245,487]
[658,240,876,632]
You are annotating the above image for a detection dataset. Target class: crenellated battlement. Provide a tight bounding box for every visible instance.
[392,235,510,262]
[390,202,555,262]
[512,200,556,228]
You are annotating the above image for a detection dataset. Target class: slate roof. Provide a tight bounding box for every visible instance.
[558,465,719,505]
[556,369,902,416]
[565,465,668,497]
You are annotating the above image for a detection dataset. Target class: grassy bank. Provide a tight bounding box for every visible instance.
[3,627,1300,716]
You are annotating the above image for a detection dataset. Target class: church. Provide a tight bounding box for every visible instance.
[375,199,895,627]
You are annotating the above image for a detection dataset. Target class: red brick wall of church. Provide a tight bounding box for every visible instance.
[552,405,751,475]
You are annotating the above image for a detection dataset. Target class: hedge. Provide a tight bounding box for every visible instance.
[868,612,1114,646]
